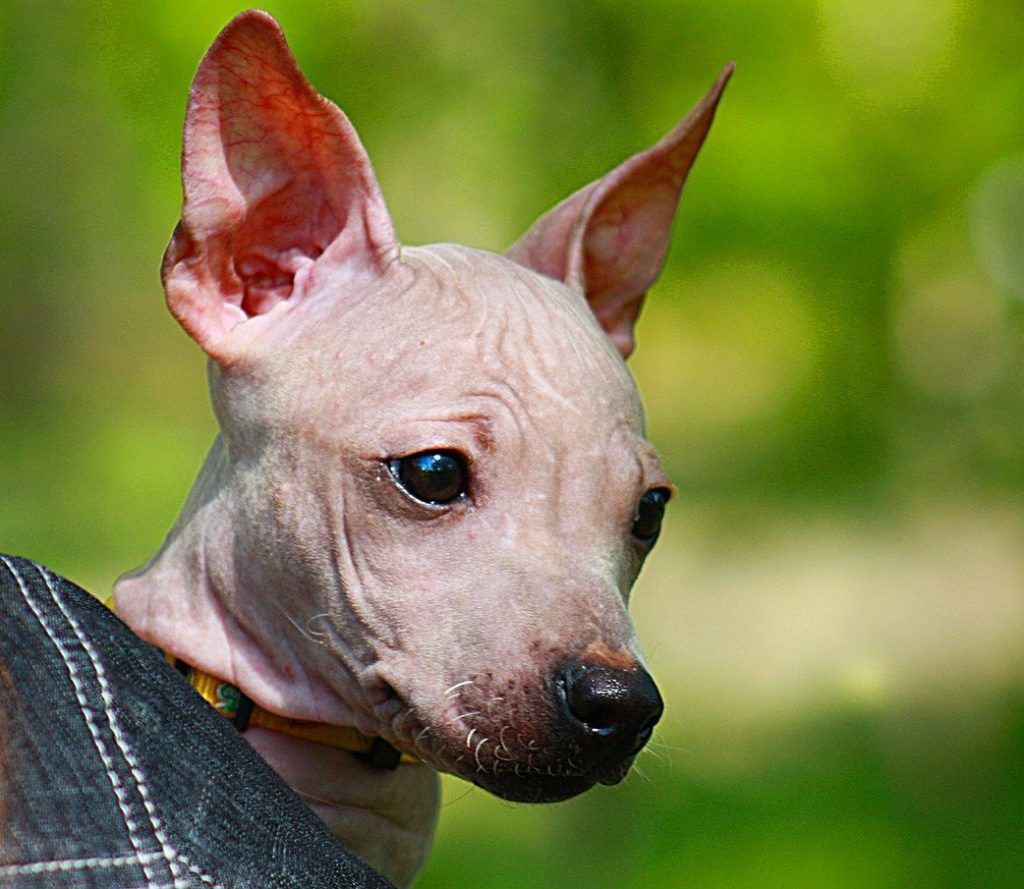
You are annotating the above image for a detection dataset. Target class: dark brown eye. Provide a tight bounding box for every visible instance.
[632,488,670,544]
[389,451,468,505]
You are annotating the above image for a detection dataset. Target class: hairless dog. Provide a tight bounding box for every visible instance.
[112,10,731,885]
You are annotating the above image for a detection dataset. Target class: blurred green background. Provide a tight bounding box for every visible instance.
[2,1,1022,886]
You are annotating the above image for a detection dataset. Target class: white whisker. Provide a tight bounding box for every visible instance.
[474,736,489,771]
[275,602,327,647]
[444,679,475,697]
[631,761,654,787]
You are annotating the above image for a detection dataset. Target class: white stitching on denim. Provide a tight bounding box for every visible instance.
[0,852,164,875]
[0,557,160,885]
[34,562,188,889]
[174,853,224,889]
[121,883,179,889]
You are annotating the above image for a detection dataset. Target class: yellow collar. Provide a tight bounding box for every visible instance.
[167,655,418,769]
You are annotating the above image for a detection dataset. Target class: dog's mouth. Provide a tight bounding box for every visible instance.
[397,717,639,803]
[387,663,659,803]
[402,720,642,803]
[469,755,636,804]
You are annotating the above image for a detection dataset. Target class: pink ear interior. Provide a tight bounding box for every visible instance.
[163,10,396,357]
[508,64,733,358]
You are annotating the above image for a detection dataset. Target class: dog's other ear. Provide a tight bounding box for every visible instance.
[507,65,732,359]
[162,10,397,360]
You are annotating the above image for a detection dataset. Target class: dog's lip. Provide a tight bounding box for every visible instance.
[593,757,634,786]
[475,771,597,804]
[423,741,637,802]
[468,758,633,802]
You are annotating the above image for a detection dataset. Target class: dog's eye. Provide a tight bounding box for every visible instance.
[632,488,670,545]
[389,451,469,506]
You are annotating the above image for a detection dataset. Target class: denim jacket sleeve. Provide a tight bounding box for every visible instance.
[0,556,394,889]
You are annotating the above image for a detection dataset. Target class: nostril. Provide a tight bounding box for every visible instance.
[574,700,621,737]
[632,719,658,754]
[559,661,663,757]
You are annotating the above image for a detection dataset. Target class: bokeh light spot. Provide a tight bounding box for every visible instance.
[817,0,958,109]
[970,155,1024,303]
[893,220,1013,400]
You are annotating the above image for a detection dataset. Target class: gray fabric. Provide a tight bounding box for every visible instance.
[0,556,394,889]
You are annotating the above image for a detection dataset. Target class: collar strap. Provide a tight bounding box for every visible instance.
[167,655,418,770]
[100,595,415,768]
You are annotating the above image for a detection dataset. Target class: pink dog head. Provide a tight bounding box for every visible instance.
[158,10,730,802]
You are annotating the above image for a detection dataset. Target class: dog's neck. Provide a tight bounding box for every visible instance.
[112,437,440,887]
[115,436,363,724]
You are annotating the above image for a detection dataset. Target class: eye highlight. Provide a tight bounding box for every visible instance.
[388,450,469,506]
[632,487,670,545]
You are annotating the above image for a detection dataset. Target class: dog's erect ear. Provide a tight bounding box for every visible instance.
[507,65,733,358]
[162,10,397,359]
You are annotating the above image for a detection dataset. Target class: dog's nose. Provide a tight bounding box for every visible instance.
[558,661,663,762]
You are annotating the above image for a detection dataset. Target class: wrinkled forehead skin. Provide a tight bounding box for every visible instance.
[216,244,657,490]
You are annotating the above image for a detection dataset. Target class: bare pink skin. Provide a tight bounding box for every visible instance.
[113,11,730,887]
